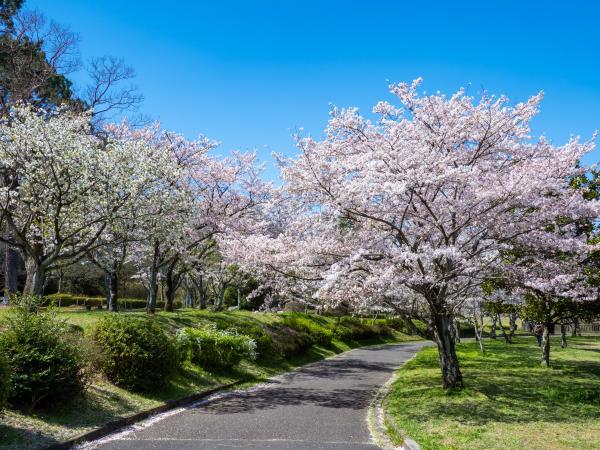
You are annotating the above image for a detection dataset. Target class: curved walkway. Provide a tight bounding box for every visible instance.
[84,341,430,450]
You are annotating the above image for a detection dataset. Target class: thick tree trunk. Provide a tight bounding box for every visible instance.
[23,257,45,296]
[164,268,175,312]
[431,313,464,389]
[105,270,119,312]
[541,323,551,367]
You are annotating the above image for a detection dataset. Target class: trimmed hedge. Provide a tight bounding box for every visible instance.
[0,305,86,411]
[42,294,182,310]
[177,326,256,370]
[93,315,180,392]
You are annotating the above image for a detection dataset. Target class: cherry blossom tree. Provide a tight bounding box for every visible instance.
[230,79,599,388]
[86,122,184,311]
[0,105,109,295]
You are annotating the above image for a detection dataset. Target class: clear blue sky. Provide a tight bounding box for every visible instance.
[29,0,600,177]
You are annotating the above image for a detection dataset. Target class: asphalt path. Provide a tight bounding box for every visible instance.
[84,341,430,450]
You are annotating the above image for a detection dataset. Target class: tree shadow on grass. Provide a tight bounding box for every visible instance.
[0,423,60,450]
[389,338,600,427]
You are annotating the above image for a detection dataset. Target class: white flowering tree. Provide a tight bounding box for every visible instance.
[231,80,599,388]
[0,105,121,295]
[85,123,184,311]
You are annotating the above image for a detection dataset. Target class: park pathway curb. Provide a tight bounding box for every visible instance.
[44,380,244,450]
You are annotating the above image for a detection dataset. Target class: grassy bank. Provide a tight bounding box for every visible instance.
[0,308,417,449]
[385,336,600,450]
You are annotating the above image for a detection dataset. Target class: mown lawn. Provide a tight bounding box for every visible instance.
[0,307,416,449]
[385,336,600,450]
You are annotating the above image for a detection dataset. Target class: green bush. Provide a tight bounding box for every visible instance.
[334,317,393,341]
[269,324,314,357]
[93,315,180,392]
[177,326,256,370]
[228,324,274,359]
[0,303,86,411]
[282,314,333,346]
[0,354,10,412]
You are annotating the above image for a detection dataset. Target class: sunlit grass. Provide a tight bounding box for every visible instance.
[385,336,600,450]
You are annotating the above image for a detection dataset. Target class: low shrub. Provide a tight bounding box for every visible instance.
[177,326,256,370]
[282,314,333,346]
[335,317,394,341]
[0,301,86,411]
[93,315,180,392]
[269,324,314,358]
[0,354,10,412]
[228,324,274,359]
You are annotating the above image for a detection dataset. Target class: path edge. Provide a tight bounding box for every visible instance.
[44,380,244,450]
[48,339,425,450]
[367,348,424,450]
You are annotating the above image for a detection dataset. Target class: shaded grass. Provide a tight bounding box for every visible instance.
[385,336,600,450]
[0,307,417,449]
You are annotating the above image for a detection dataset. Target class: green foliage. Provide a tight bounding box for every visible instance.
[0,300,86,411]
[0,352,10,412]
[93,315,180,392]
[270,325,314,358]
[520,294,574,323]
[177,326,257,370]
[227,324,274,358]
[333,316,394,341]
[282,313,334,346]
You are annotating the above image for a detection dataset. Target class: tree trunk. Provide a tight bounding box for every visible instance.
[431,313,464,389]
[147,242,159,313]
[497,315,511,343]
[23,256,45,296]
[105,269,119,312]
[103,271,110,306]
[472,315,485,354]
[561,322,568,348]
[508,312,517,341]
[452,320,461,343]
[572,318,580,337]
[192,276,207,309]
[164,267,175,312]
[490,313,497,339]
[399,313,423,337]
[23,258,46,297]
[4,246,18,299]
[541,323,551,367]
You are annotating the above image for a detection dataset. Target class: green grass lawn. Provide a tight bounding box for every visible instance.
[0,307,417,449]
[385,336,600,450]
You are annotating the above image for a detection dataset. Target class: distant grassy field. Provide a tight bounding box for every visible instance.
[385,336,600,450]
[0,307,417,449]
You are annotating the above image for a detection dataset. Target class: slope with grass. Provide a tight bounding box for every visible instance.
[384,337,600,450]
[0,308,417,449]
